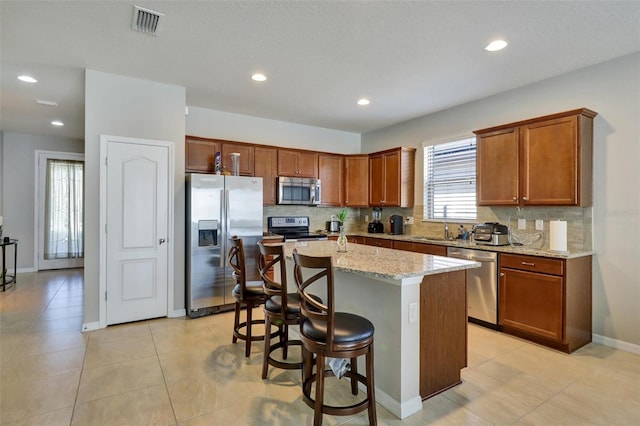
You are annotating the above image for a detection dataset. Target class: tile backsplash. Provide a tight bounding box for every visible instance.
[264,204,592,252]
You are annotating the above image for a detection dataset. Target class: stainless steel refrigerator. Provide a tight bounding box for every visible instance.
[186,173,263,317]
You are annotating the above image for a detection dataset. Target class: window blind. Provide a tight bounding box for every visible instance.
[424,137,477,220]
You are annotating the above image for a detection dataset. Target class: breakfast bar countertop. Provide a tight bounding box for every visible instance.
[283,239,480,282]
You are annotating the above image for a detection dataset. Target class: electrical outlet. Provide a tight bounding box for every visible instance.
[409,303,418,323]
[535,219,544,230]
[406,216,414,225]
[518,218,526,229]
[365,215,369,222]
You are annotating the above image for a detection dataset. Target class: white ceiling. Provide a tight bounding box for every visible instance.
[1,1,639,141]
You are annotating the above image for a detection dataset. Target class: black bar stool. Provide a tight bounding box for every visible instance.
[292,249,377,426]
[228,236,276,357]
[258,239,305,379]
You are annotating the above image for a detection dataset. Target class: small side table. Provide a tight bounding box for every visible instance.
[1,239,18,291]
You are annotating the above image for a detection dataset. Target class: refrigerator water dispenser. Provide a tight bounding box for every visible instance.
[198,220,218,246]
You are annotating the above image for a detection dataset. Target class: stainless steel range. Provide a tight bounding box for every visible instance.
[267,216,328,241]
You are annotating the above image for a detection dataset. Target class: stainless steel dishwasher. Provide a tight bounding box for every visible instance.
[447,247,499,328]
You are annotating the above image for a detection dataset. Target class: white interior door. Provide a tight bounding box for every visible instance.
[104,138,171,325]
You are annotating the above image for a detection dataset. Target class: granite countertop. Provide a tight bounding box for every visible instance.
[340,231,593,259]
[283,240,480,282]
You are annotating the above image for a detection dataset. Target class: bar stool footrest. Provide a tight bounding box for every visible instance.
[302,369,372,417]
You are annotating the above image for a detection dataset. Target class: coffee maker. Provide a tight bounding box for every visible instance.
[367,207,384,233]
[389,215,404,235]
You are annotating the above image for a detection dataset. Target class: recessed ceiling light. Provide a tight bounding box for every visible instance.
[357,98,370,106]
[36,99,58,107]
[18,75,37,83]
[485,40,508,52]
[51,120,64,126]
[251,73,267,82]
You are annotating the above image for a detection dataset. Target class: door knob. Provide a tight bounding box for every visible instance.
[159,238,166,245]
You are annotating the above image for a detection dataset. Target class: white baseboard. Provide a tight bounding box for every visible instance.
[17,267,37,273]
[169,309,186,318]
[593,333,640,355]
[82,321,103,332]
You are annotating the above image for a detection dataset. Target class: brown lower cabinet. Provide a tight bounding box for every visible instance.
[393,240,447,256]
[362,237,394,248]
[348,235,365,244]
[499,253,592,353]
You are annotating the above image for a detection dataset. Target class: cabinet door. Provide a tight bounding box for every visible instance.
[185,138,220,172]
[499,268,564,342]
[383,151,401,206]
[344,155,369,207]
[297,151,318,178]
[254,146,278,205]
[222,143,254,176]
[369,154,385,206]
[319,154,344,206]
[521,115,578,205]
[277,150,298,176]
[393,241,447,256]
[476,127,519,205]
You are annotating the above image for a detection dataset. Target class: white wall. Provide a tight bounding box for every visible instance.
[187,107,361,154]
[84,70,186,324]
[363,52,640,347]
[0,132,84,270]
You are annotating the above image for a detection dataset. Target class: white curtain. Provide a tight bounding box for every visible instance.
[44,159,84,259]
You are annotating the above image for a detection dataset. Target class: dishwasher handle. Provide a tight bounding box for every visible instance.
[447,247,497,262]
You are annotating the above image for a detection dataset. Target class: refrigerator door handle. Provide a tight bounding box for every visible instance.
[219,188,227,268]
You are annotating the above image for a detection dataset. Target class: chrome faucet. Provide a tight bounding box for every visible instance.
[442,222,449,239]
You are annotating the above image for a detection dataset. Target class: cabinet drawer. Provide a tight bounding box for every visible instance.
[393,241,447,256]
[501,253,564,276]
[364,237,394,248]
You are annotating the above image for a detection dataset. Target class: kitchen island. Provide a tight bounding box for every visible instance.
[282,240,479,419]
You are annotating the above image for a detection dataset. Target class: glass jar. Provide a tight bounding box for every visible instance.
[230,153,240,176]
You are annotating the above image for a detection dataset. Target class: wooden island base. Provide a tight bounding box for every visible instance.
[420,270,467,399]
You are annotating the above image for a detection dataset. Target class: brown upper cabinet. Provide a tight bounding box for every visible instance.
[277,149,318,178]
[369,147,416,207]
[318,154,344,206]
[185,136,220,173]
[254,146,278,205]
[221,143,254,176]
[186,137,254,175]
[475,108,597,207]
[344,155,369,207]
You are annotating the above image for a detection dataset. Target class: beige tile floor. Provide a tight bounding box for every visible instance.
[1,269,639,425]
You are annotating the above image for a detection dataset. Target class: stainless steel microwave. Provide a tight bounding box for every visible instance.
[277,177,321,205]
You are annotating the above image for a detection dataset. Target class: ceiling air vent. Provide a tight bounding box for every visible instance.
[132,5,163,36]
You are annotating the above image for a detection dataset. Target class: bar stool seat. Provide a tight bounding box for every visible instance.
[293,249,377,426]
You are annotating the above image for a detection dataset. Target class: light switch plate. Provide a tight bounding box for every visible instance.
[409,303,418,323]
[365,215,369,223]
[518,218,526,229]
[536,219,544,230]
[406,216,414,225]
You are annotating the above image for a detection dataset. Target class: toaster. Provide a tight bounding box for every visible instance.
[471,222,510,246]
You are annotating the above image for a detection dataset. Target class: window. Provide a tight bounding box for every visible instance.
[423,137,477,221]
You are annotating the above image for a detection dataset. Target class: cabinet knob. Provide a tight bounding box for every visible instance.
[513,196,518,202]
[523,196,529,202]
[500,272,504,277]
